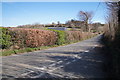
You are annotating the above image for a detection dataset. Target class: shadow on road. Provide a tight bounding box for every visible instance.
[47,46,108,78]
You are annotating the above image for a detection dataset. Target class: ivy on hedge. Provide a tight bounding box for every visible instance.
[48,29,66,45]
[0,27,11,49]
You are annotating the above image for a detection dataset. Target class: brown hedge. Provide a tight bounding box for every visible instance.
[65,31,82,43]
[9,28,57,48]
[8,28,96,49]
[65,31,96,43]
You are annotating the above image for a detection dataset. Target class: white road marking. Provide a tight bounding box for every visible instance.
[35,59,55,62]
[73,55,82,59]
[31,73,46,78]
[48,68,57,72]
[78,56,82,59]
[72,60,76,62]
[74,55,78,58]
[49,63,56,67]
[11,56,83,78]
[85,50,89,52]
[14,63,46,70]
[93,45,99,47]
[57,61,63,64]
[47,72,63,77]
[16,63,59,77]
[66,62,71,65]
[21,70,34,76]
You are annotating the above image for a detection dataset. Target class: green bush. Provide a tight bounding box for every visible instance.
[48,29,66,45]
[25,48,33,52]
[0,27,11,49]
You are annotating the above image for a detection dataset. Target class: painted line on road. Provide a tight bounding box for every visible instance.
[57,61,63,64]
[49,60,63,67]
[31,72,46,78]
[84,50,89,52]
[66,62,71,65]
[11,60,83,78]
[72,59,76,62]
[35,59,55,62]
[93,44,99,47]
[14,63,46,70]
[21,70,34,76]
[49,63,56,67]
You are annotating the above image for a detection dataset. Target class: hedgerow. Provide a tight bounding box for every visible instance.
[9,28,57,48]
[65,31,82,43]
[48,29,96,45]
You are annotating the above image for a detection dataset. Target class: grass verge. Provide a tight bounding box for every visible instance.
[0,45,59,56]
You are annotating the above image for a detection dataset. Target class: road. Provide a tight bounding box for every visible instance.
[2,35,107,78]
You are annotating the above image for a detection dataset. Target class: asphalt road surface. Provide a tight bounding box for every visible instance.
[1,35,107,78]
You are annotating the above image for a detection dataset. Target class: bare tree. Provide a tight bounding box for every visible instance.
[104,1,120,78]
[105,2,119,40]
[78,11,93,32]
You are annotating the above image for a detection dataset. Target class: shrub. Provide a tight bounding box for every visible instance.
[65,31,82,43]
[0,27,11,49]
[48,29,66,45]
[8,28,57,48]
[80,32,96,40]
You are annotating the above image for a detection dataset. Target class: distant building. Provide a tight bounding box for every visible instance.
[48,27,67,31]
